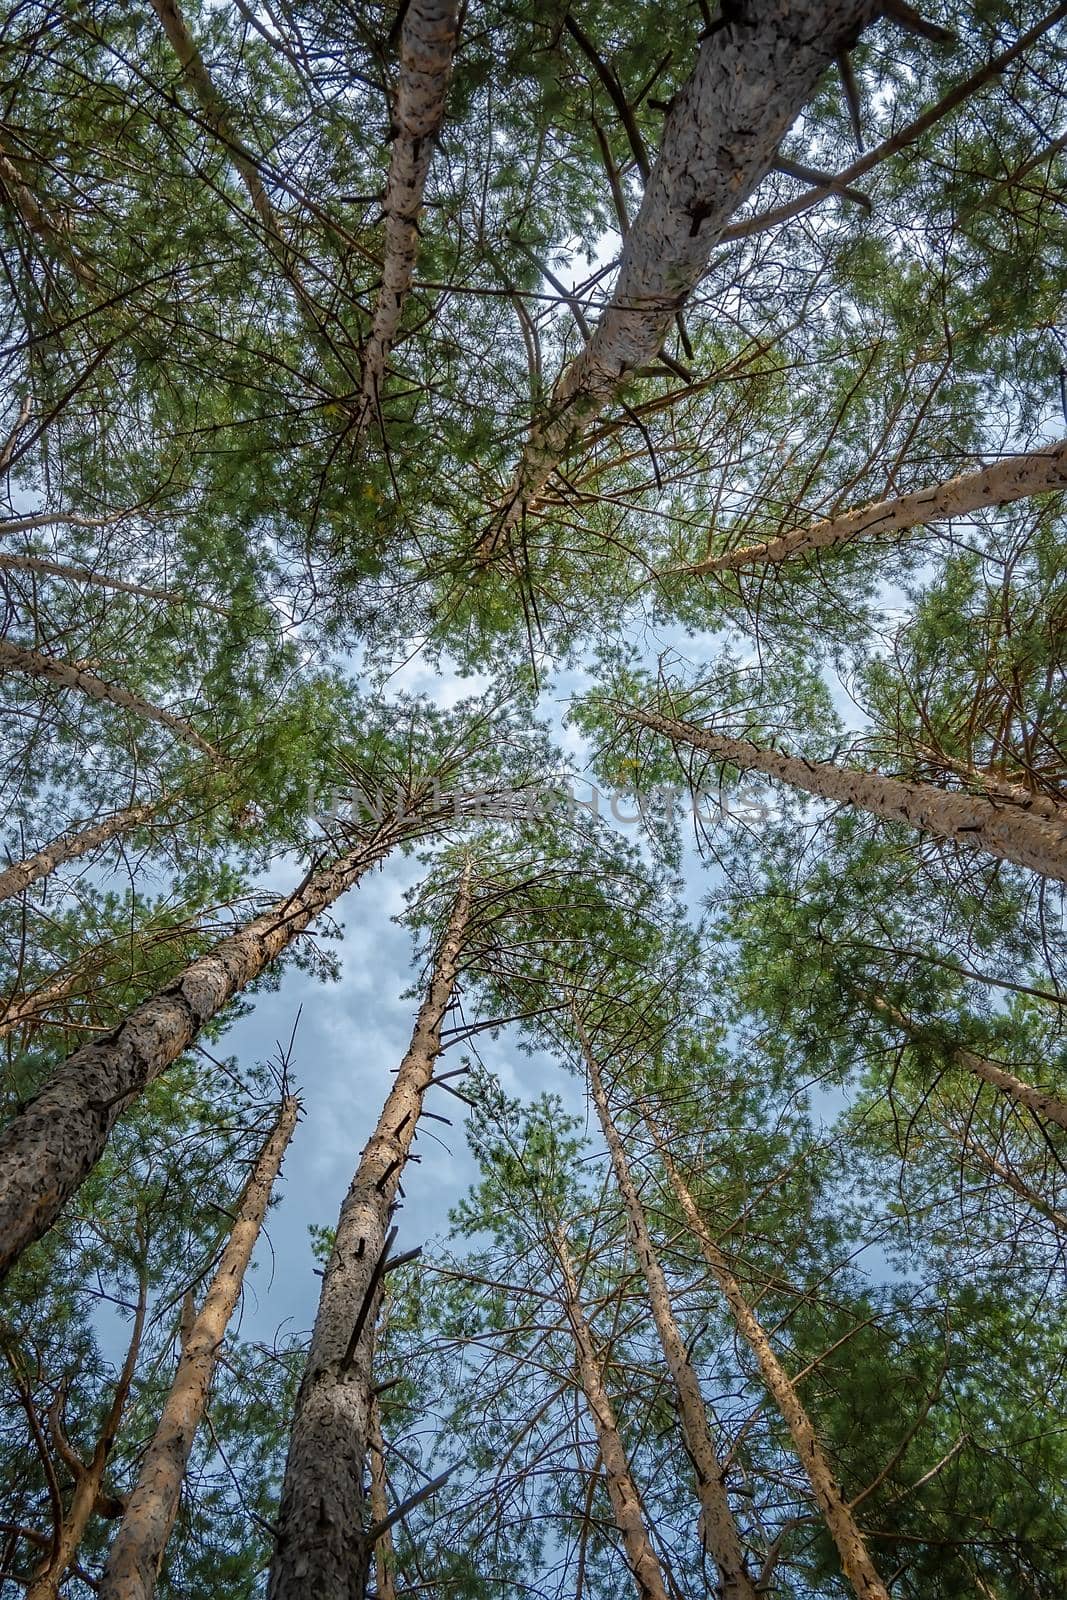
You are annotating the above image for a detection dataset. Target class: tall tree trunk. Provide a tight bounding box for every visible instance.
[479,0,879,558]
[576,1016,756,1598]
[934,1113,1067,1235]
[550,1222,670,1600]
[0,552,186,603]
[679,438,1067,574]
[355,0,458,434]
[0,810,423,1278]
[621,705,1067,883]
[0,639,223,763]
[0,800,162,904]
[0,964,86,1041]
[0,135,97,286]
[98,1096,299,1600]
[25,1274,147,1600]
[865,992,1067,1133]
[267,866,472,1600]
[644,1112,890,1600]
[911,746,1067,825]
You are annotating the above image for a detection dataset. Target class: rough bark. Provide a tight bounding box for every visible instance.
[0,552,186,604]
[577,1019,756,1598]
[0,965,85,1041]
[911,747,1067,826]
[551,1223,670,1600]
[355,0,458,434]
[25,1277,146,1600]
[646,1113,890,1600]
[621,705,1067,883]
[0,800,161,905]
[480,0,879,558]
[0,812,417,1277]
[0,639,223,764]
[866,992,1067,1133]
[680,438,1067,574]
[98,1097,299,1600]
[267,867,472,1600]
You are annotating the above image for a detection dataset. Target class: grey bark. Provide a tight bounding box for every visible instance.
[267,867,472,1600]
[680,438,1067,573]
[354,0,459,435]
[98,1097,299,1600]
[480,0,879,558]
[621,705,1067,883]
[0,639,224,763]
[0,812,417,1277]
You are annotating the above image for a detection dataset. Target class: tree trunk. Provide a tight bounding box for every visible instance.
[0,134,97,286]
[0,639,223,763]
[0,552,187,603]
[577,1016,756,1598]
[0,800,161,905]
[355,0,458,434]
[25,1275,147,1600]
[0,811,419,1278]
[267,866,472,1600]
[866,992,1067,1133]
[480,0,879,557]
[679,438,1067,573]
[911,746,1067,826]
[98,1096,299,1600]
[937,1115,1067,1235]
[645,1114,890,1600]
[621,705,1067,883]
[550,1222,670,1600]
[0,964,86,1041]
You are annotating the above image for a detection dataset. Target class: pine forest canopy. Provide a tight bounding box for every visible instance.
[0,0,1065,1595]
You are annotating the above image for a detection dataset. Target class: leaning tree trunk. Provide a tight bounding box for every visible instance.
[645,1111,891,1600]
[479,0,879,557]
[939,1116,1067,1236]
[0,809,426,1278]
[550,1222,670,1600]
[621,705,1067,883]
[577,1016,756,1599]
[354,0,458,435]
[0,134,97,286]
[98,1096,299,1600]
[0,552,186,604]
[25,1275,147,1600]
[0,639,223,763]
[679,437,1067,573]
[0,799,162,904]
[865,992,1067,1133]
[267,866,472,1600]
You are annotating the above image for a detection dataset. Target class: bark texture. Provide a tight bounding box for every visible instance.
[681,438,1067,573]
[98,1097,299,1600]
[367,1395,398,1600]
[355,0,458,432]
[867,993,1067,1133]
[551,1223,670,1600]
[267,868,472,1600]
[0,814,413,1277]
[0,639,223,763]
[481,0,879,556]
[0,552,183,603]
[623,706,1067,883]
[0,801,160,905]
[646,1114,890,1600]
[578,1021,755,1598]
[0,965,86,1041]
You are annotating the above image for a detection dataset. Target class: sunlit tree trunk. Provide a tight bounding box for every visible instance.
[0,812,420,1277]
[0,639,223,763]
[0,553,184,603]
[268,866,472,1600]
[24,1275,147,1600]
[481,0,879,557]
[865,992,1067,1132]
[645,1112,890,1600]
[577,1016,756,1598]
[355,0,458,434]
[937,1115,1067,1235]
[680,438,1067,573]
[550,1222,670,1600]
[0,800,161,904]
[97,1095,299,1600]
[0,134,97,286]
[622,705,1067,883]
